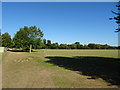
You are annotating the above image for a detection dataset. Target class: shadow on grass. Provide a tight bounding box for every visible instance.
[45,56,120,86]
[8,49,37,52]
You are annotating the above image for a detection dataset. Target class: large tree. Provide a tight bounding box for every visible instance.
[2,32,13,48]
[13,26,44,51]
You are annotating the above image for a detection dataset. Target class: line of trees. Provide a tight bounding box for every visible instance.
[1,26,118,51]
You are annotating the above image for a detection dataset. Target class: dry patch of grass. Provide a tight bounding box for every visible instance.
[2,49,119,88]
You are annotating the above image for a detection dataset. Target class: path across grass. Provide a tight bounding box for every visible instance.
[2,49,120,88]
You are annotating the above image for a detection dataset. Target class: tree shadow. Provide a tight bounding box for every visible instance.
[45,56,120,86]
[8,49,37,52]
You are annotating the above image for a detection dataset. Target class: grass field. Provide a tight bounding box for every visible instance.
[2,49,120,88]
[0,53,2,89]
[43,49,119,58]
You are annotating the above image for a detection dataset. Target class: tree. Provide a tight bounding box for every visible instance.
[0,30,2,47]
[109,1,120,32]
[74,42,80,45]
[47,40,51,49]
[101,44,109,49]
[59,44,68,49]
[2,32,13,48]
[13,26,44,51]
[74,42,81,49]
[43,39,47,45]
[88,43,96,49]
[33,38,43,49]
[71,44,77,49]
[83,45,89,49]
[42,39,47,49]
[51,43,59,49]
[95,44,101,49]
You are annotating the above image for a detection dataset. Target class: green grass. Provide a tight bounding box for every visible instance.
[0,53,2,64]
[43,49,119,58]
[4,49,120,88]
[31,49,120,87]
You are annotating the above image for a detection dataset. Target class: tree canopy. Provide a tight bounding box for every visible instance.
[2,32,13,48]
[13,26,44,50]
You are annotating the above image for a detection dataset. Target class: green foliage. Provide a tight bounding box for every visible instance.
[43,39,47,45]
[47,40,52,49]
[74,42,82,49]
[13,26,44,50]
[88,43,96,49]
[88,43,113,49]
[51,43,59,49]
[2,26,117,50]
[71,44,77,49]
[33,38,43,49]
[0,31,2,47]
[2,32,13,48]
[74,42,80,45]
[82,45,89,49]
[60,44,68,49]
[51,42,117,49]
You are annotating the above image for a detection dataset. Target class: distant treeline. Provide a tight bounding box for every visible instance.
[1,26,118,50]
[42,40,118,49]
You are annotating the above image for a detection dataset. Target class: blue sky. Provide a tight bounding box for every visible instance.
[2,0,119,2]
[2,2,118,46]
[0,2,2,29]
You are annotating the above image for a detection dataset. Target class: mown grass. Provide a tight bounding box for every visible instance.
[5,49,120,88]
[31,49,120,87]
[44,49,119,58]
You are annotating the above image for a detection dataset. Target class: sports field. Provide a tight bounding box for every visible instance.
[43,49,119,58]
[2,49,120,88]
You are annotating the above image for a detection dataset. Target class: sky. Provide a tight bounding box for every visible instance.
[2,0,119,2]
[2,2,118,46]
[0,1,2,30]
